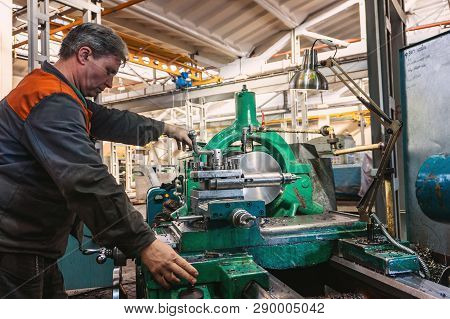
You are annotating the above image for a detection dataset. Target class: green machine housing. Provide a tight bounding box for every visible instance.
[137,86,418,299]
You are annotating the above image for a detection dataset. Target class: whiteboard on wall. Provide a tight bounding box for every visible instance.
[400,31,450,256]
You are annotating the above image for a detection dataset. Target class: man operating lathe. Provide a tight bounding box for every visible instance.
[0,23,198,298]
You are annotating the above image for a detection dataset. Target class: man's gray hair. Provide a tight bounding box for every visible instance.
[59,23,128,64]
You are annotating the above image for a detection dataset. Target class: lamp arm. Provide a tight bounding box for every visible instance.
[322,58,393,128]
[320,57,403,224]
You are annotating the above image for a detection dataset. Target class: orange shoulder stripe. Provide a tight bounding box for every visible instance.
[6,69,92,133]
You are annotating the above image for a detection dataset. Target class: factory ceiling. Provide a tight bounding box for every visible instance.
[10,0,450,89]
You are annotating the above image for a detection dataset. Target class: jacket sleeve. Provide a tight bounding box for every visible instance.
[87,100,165,145]
[22,93,156,257]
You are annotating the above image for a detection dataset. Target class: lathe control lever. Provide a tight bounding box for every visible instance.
[82,247,127,266]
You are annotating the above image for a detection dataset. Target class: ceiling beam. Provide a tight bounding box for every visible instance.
[107,0,247,58]
[296,0,359,33]
[103,18,196,55]
[253,0,298,29]
[300,30,350,47]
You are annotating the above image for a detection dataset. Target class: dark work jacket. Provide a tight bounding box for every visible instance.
[0,61,164,259]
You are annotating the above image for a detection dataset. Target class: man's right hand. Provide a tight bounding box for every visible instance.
[140,239,198,289]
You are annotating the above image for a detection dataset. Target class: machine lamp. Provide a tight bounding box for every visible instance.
[293,39,403,238]
[291,48,328,91]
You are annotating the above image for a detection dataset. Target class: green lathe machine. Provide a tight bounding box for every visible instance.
[135,85,426,299]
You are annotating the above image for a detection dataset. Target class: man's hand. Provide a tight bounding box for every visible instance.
[140,239,198,289]
[163,124,193,151]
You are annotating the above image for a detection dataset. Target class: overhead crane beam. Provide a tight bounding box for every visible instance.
[13,0,221,87]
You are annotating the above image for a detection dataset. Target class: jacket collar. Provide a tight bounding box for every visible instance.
[42,61,87,106]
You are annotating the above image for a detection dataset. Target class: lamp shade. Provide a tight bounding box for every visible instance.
[291,49,328,91]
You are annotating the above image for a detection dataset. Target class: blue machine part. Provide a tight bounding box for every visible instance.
[175,72,192,89]
[58,226,114,290]
[146,187,177,223]
[207,200,265,220]
[416,154,450,223]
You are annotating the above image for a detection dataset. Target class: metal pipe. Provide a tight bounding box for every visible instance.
[333,142,383,155]
[406,19,450,32]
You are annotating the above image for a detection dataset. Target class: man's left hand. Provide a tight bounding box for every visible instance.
[163,124,193,151]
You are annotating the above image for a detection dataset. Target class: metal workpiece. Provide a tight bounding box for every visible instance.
[333,142,384,156]
[207,172,298,190]
[245,172,298,186]
[230,208,257,228]
[238,152,284,204]
[190,169,242,180]
[176,215,204,222]
[210,149,224,169]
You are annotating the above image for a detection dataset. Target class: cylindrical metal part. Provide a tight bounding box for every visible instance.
[384,178,396,236]
[208,172,297,190]
[210,149,224,169]
[243,172,284,187]
[333,142,383,155]
[209,178,245,190]
[230,152,283,204]
[416,154,450,223]
[177,215,204,222]
[230,209,257,228]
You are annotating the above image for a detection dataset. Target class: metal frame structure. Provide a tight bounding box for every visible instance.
[25,0,102,71]
[27,0,50,71]
[365,0,406,237]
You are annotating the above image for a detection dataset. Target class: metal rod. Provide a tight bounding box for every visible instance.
[333,142,383,155]
[264,128,322,134]
[327,58,393,126]
[260,125,332,136]
[328,66,388,127]
[177,215,203,222]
